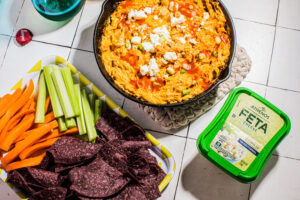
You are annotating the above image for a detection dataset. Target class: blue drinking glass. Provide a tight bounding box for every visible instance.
[32,0,85,21]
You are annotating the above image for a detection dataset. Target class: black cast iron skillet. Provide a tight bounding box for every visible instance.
[93,0,236,107]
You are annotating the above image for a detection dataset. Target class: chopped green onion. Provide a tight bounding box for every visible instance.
[81,89,98,141]
[125,41,130,48]
[137,44,144,51]
[181,51,186,57]
[94,99,103,123]
[58,117,67,132]
[180,69,186,74]
[182,89,191,95]
[65,117,77,128]
[43,66,64,118]
[61,67,80,116]
[35,72,47,123]
[75,84,86,135]
[51,68,75,118]
[212,51,218,57]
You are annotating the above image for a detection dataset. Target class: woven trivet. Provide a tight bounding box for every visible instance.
[138,45,252,130]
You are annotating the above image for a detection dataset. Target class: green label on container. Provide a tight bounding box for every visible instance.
[210,93,284,171]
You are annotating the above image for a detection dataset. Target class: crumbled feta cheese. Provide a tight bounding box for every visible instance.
[143,36,147,40]
[199,53,206,59]
[183,63,191,70]
[128,9,147,20]
[197,28,201,31]
[164,74,169,78]
[131,36,141,44]
[184,34,191,38]
[203,12,209,20]
[175,3,178,10]
[153,26,171,41]
[200,21,205,26]
[150,33,161,46]
[189,38,197,44]
[144,7,152,14]
[167,67,175,75]
[140,65,149,76]
[153,15,159,20]
[161,58,168,64]
[148,58,159,76]
[191,17,194,21]
[169,1,174,11]
[142,42,154,52]
[171,14,186,26]
[164,52,177,61]
[215,36,221,44]
[178,37,186,44]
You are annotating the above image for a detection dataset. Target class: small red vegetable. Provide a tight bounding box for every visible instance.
[16,28,33,46]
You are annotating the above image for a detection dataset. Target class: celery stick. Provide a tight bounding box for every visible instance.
[94,99,103,123]
[81,89,98,141]
[51,68,75,118]
[61,67,80,116]
[75,84,86,135]
[35,72,47,123]
[58,117,67,132]
[88,93,95,118]
[43,66,64,118]
[65,117,77,128]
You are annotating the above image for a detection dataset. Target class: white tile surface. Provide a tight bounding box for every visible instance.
[0,0,24,35]
[277,0,300,30]
[188,81,267,139]
[250,155,300,200]
[0,35,10,68]
[268,28,300,91]
[234,19,275,85]
[68,49,124,106]
[149,131,186,200]
[175,139,250,200]
[265,87,299,159]
[72,0,103,51]
[122,98,189,137]
[0,40,70,95]
[222,0,278,25]
[14,0,82,47]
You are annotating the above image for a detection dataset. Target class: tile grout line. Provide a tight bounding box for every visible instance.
[244,80,300,94]
[11,0,26,35]
[234,17,276,27]
[69,4,86,52]
[0,36,13,71]
[173,124,190,200]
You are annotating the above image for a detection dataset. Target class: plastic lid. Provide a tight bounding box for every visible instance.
[197,87,291,183]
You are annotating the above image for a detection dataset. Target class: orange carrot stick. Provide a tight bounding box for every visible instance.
[0,94,11,110]
[35,112,55,128]
[0,80,34,133]
[19,138,60,160]
[0,109,35,142]
[44,96,50,114]
[38,127,78,143]
[8,96,34,131]
[0,113,35,151]
[1,120,58,167]
[0,89,22,118]
[5,153,45,172]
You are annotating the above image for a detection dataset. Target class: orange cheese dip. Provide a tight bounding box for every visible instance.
[100,0,231,104]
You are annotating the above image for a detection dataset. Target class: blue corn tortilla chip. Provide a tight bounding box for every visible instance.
[120,125,146,141]
[29,187,67,200]
[108,140,152,155]
[7,170,35,195]
[26,167,63,187]
[69,156,130,198]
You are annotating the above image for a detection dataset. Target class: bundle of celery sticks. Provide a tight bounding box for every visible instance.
[35,65,104,142]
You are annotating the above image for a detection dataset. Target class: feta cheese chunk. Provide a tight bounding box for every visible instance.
[164,52,177,61]
[140,65,149,76]
[142,42,154,52]
[150,33,161,46]
[144,7,152,14]
[183,63,191,70]
[153,26,171,42]
[203,12,209,20]
[128,9,147,20]
[215,36,221,44]
[171,14,186,26]
[131,36,141,44]
[189,38,197,44]
[148,58,159,76]
[167,67,175,75]
[169,1,174,11]
[199,53,206,59]
[153,15,159,20]
[178,37,186,44]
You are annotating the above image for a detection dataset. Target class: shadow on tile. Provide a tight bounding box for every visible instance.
[180,151,278,200]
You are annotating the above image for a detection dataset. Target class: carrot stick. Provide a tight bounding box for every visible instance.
[0,109,35,142]
[44,96,50,114]
[0,94,11,110]
[35,112,55,128]
[0,89,22,118]
[19,138,60,160]
[5,153,45,172]
[8,96,34,131]
[38,127,78,143]
[0,80,34,133]
[0,113,35,151]
[1,120,58,167]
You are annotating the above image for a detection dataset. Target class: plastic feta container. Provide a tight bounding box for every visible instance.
[197,87,291,183]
